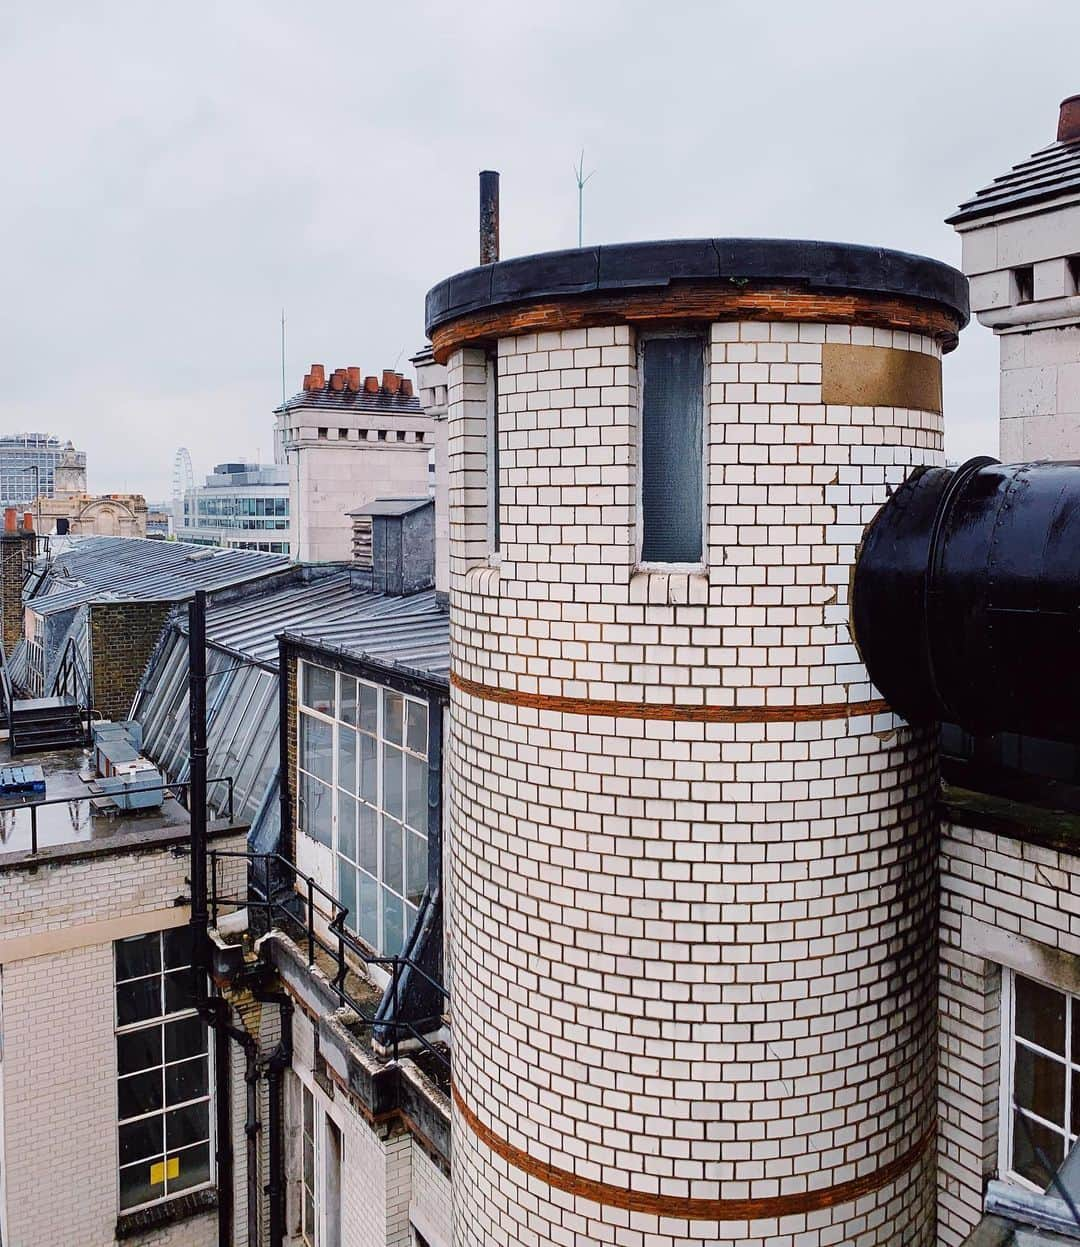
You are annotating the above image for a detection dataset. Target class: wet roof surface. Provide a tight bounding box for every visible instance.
[0,742,192,859]
[948,140,1080,225]
[27,536,291,616]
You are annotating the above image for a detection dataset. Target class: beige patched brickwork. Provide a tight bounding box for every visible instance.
[447,321,944,1246]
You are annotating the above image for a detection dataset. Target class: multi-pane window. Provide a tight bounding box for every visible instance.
[1003,970,1080,1188]
[114,929,212,1212]
[301,1083,317,1246]
[639,335,705,564]
[298,661,430,955]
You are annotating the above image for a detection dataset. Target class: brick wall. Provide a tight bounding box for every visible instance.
[410,1140,451,1247]
[90,600,171,721]
[0,833,247,1245]
[288,1008,414,1247]
[447,320,945,1246]
[0,532,33,656]
[938,816,1080,1245]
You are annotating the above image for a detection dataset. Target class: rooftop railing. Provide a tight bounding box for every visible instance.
[208,849,449,1079]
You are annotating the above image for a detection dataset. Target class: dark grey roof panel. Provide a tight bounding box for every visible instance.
[947,139,1080,225]
[189,573,449,684]
[348,497,432,518]
[274,390,423,416]
[28,537,291,616]
[425,237,970,335]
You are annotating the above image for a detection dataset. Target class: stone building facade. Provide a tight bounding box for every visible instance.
[427,240,967,1246]
[274,366,435,563]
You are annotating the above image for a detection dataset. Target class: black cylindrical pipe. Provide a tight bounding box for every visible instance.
[189,589,209,959]
[214,1021,234,1247]
[853,457,1080,741]
[264,994,293,1247]
[479,169,499,265]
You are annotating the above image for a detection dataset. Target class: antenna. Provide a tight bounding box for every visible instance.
[280,308,287,407]
[573,149,596,248]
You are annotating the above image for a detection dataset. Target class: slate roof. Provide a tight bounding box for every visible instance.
[180,570,449,683]
[26,536,292,616]
[947,140,1080,226]
[348,497,432,518]
[274,389,422,416]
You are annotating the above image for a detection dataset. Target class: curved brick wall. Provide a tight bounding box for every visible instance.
[445,312,947,1246]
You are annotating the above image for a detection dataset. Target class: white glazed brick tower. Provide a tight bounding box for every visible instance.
[426,241,968,1247]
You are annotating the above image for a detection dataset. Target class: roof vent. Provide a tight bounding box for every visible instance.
[1059,94,1080,143]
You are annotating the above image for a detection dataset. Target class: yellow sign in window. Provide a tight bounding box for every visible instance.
[149,1156,181,1186]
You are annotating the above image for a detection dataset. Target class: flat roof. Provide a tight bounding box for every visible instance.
[425,237,970,336]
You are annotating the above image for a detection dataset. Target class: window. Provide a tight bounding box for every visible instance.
[297,661,430,955]
[1002,970,1080,1189]
[639,335,704,564]
[1012,265,1035,304]
[114,929,212,1213]
[301,1083,317,1246]
[487,353,500,555]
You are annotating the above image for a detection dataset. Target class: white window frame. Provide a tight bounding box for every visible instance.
[114,931,214,1215]
[999,967,1079,1191]
[634,329,708,573]
[301,1081,318,1247]
[296,660,430,957]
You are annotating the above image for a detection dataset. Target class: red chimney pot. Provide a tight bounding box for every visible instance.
[330,369,346,392]
[400,378,414,398]
[4,508,16,533]
[364,375,379,393]
[22,513,33,533]
[310,363,326,388]
[1059,94,1080,143]
[347,366,361,392]
[302,373,312,391]
[383,370,401,395]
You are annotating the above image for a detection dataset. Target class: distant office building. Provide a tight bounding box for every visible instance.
[0,433,68,507]
[145,504,171,538]
[174,461,290,555]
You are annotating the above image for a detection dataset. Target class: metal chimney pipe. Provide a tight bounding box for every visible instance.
[479,169,500,265]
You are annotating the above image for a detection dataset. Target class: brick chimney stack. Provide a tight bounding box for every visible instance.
[1059,94,1080,143]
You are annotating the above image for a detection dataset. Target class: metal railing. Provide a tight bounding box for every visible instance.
[208,849,449,1077]
[0,775,236,855]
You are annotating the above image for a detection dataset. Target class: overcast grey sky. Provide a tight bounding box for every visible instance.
[4,1,1079,498]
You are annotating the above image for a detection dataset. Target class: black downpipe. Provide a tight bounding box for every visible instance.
[257,991,293,1247]
[214,1021,234,1247]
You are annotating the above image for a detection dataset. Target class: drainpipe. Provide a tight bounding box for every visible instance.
[257,991,294,1247]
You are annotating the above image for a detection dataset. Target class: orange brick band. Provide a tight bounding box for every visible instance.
[450,670,890,724]
[453,1084,934,1221]
[430,283,960,363]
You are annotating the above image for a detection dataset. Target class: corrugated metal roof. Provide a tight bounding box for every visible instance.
[193,571,449,682]
[947,140,1080,225]
[27,536,292,616]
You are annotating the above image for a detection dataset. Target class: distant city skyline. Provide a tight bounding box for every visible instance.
[4,1,1080,497]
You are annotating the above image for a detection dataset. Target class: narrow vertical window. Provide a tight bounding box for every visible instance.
[487,354,500,554]
[301,1083,318,1246]
[639,335,704,564]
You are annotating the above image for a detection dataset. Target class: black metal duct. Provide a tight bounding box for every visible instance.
[852,457,1080,742]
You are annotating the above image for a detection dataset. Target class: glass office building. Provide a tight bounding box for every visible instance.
[0,433,65,507]
[174,462,290,555]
